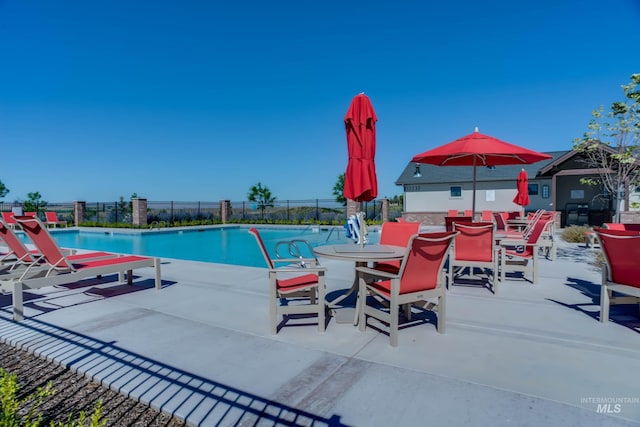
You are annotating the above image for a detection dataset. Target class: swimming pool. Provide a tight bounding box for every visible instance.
[26,226,380,268]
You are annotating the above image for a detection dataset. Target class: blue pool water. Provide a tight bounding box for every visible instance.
[24,226,379,268]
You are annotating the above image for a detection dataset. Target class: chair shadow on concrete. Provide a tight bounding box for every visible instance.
[361,297,439,338]
[0,315,349,426]
[547,276,640,334]
[0,274,177,318]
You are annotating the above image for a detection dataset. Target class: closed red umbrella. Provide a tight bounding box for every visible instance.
[513,168,530,211]
[344,93,378,202]
[411,128,552,215]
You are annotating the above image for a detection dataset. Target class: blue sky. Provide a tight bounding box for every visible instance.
[1,1,639,203]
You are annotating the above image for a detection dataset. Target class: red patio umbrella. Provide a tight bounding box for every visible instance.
[513,168,530,213]
[344,93,378,202]
[411,128,552,215]
[344,93,378,246]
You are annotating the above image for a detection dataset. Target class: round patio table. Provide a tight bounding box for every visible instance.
[313,244,406,324]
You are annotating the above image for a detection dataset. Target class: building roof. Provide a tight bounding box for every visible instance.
[395,150,569,186]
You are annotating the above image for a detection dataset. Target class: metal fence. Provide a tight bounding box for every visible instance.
[1,199,402,226]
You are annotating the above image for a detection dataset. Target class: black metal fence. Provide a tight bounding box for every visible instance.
[1,199,402,226]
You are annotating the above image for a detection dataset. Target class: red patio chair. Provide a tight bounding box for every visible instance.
[355,232,455,346]
[445,216,472,232]
[450,222,501,293]
[594,228,640,323]
[499,219,552,284]
[448,209,458,217]
[493,212,517,234]
[373,221,421,274]
[249,227,326,334]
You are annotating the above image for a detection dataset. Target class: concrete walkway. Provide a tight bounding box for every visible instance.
[0,236,639,426]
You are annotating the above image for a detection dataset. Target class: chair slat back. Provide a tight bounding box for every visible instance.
[452,222,494,262]
[481,210,493,221]
[249,227,274,269]
[525,219,551,246]
[594,228,640,288]
[14,216,72,269]
[0,219,36,262]
[445,216,472,232]
[493,212,507,231]
[447,210,458,217]
[398,232,455,294]
[380,221,421,247]
[379,221,421,270]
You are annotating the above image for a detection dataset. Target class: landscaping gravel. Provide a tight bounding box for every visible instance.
[0,342,186,426]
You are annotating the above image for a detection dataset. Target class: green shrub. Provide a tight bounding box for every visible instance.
[0,368,105,427]
[561,225,590,243]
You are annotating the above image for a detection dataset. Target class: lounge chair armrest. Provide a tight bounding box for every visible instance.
[499,238,525,247]
[269,266,326,274]
[272,257,316,265]
[355,266,398,280]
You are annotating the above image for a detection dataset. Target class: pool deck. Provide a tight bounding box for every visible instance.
[0,234,639,426]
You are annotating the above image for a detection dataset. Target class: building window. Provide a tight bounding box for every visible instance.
[450,186,462,198]
[542,184,549,199]
[528,183,539,196]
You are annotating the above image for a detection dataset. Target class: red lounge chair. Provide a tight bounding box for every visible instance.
[594,228,640,323]
[45,211,68,228]
[463,210,473,218]
[1,217,116,274]
[1,212,18,230]
[355,232,455,346]
[0,216,161,321]
[1,218,40,271]
[249,227,326,334]
[499,219,552,284]
[481,210,493,222]
[450,222,501,293]
[373,221,421,274]
[448,209,458,217]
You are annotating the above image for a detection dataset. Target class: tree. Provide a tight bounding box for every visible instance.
[23,191,47,213]
[333,173,346,206]
[0,180,8,200]
[573,73,640,223]
[247,182,276,219]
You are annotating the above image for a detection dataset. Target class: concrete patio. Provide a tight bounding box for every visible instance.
[0,235,638,426]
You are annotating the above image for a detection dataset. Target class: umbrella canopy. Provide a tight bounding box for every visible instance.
[344,93,378,202]
[513,168,530,209]
[411,128,552,214]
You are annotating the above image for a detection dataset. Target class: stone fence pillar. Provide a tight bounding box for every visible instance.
[132,198,147,227]
[381,199,389,222]
[74,201,85,226]
[220,200,231,224]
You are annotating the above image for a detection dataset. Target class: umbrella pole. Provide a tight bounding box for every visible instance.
[359,211,365,248]
[471,157,477,217]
